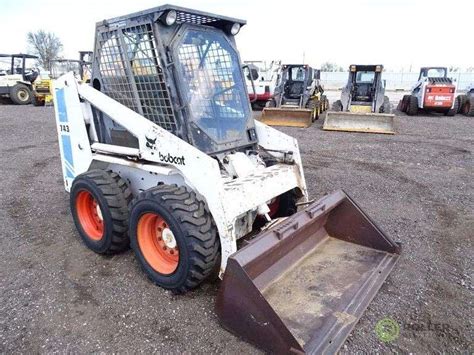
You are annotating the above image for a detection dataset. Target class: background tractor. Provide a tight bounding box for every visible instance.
[260,64,328,127]
[398,67,458,116]
[0,53,39,105]
[325,64,394,134]
[456,85,474,117]
[52,5,400,353]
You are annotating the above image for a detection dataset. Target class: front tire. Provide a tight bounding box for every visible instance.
[406,95,418,116]
[10,84,32,105]
[129,184,220,294]
[70,170,132,254]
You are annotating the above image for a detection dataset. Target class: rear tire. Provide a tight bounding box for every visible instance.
[398,95,410,112]
[445,97,459,116]
[70,170,132,254]
[9,84,32,105]
[129,184,220,294]
[331,100,343,112]
[406,95,418,116]
[307,99,320,121]
[321,95,328,111]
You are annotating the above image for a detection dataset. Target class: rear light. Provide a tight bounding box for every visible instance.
[426,87,432,93]
[450,88,455,93]
[264,85,270,93]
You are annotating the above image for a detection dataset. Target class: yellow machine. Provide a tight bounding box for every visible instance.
[32,51,92,106]
[260,65,328,128]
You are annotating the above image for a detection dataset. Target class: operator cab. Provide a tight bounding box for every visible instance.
[0,53,39,83]
[90,5,254,156]
[280,65,313,99]
[349,64,383,103]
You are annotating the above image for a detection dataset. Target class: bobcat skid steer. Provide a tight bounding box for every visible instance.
[398,67,458,116]
[53,5,400,353]
[260,64,328,128]
[325,65,395,134]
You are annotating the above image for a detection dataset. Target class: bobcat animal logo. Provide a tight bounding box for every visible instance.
[145,136,157,149]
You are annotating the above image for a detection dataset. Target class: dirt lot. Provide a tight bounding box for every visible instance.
[0,103,472,353]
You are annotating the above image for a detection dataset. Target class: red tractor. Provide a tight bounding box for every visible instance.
[399,67,458,116]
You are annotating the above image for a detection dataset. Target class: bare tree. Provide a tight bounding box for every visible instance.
[26,30,63,71]
[321,62,344,72]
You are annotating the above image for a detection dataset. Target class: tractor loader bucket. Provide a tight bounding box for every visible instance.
[216,190,401,354]
[323,112,395,134]
[260,107,313,128]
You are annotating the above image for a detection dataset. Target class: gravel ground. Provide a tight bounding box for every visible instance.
[0,103,472,353]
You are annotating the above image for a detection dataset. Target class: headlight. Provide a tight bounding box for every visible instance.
[230,23,241,35]
[164,10,177,26]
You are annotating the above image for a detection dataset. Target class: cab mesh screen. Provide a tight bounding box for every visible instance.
[97,24,177,132]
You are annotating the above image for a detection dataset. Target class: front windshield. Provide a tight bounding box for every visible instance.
[176,29,250,146]
[290,67,305,81]
[356,71,375,83]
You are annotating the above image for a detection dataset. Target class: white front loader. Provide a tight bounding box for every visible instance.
[53,73,307,275]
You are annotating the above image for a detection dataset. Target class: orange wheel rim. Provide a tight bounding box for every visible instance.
[76,190,104,241]
[137,213,179,275]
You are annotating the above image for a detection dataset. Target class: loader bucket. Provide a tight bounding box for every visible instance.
[216,190,401,354]
[260,107,313,128]
[323,111,395,134]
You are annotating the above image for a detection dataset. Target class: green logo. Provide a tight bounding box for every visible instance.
[375,317,400,343]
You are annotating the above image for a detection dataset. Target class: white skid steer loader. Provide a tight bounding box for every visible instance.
[53,5,400,353]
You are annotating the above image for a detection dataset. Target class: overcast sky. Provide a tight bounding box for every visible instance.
[0,0,472,71]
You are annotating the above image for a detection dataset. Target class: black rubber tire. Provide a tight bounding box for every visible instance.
[70,170,132,254]
[265,99,276,108]
[380,96,391,114]
[462,95,474,117]
[445,96,459,116]
[331,99,343,112]
[456,95,467,114]
[307,99,320,121]
[32,94,45,107]
[321,95,328,111]
[406,95,418,116]
[9,84,32,105]
[129,184,220,294]
[398,95,410,112]
[273,189,298,218]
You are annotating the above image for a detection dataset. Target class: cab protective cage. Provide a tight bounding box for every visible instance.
[90,4,255,156]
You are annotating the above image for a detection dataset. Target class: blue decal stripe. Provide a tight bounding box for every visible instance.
[55,88,68,123]
[56,88,74,178]
[61,135,74,178]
